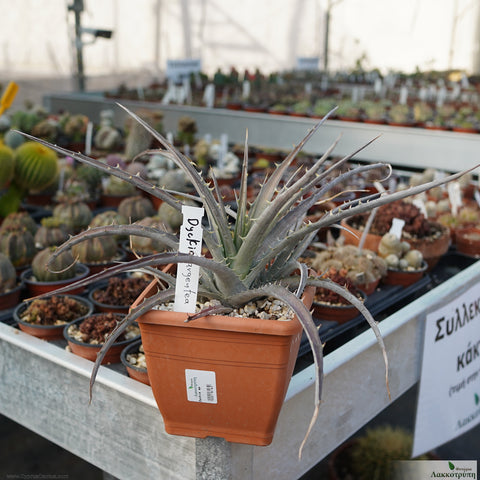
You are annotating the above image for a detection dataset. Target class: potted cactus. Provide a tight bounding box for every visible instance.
[0,252,22,310]
[17,105,478,454]
[20,246,90,296]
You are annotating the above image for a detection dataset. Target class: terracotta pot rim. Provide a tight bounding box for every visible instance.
[63,314,139,348]
[20,263,90,287]
[313,289,367,310]
[137,286,315,337]
[14,294,94,330]
[0,282,24,297]
[120,339,147,373]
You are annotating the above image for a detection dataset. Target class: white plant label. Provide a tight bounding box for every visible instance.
[412,282,480,457]
[242,80,250,100]
[399,85,408,105]
[85,121,93,155]
[203,83,215,108]
[412,198,428,217]
[185,369,217,404]
[448,181,462,216]
[389,218,405,239]
[295,56,319,71]
[166,58,201,83]
[174,205,205,313]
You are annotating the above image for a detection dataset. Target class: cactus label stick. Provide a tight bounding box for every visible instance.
[174,205,205,313]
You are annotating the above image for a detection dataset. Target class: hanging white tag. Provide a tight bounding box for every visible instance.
[185,369,217,404]
[447,181,462,216]
[389,218,405,239]
[474,189,480,207]
[174,205,205,313]
[218,133,228,170]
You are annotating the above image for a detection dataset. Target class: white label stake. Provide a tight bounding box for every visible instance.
[174,205,205,313]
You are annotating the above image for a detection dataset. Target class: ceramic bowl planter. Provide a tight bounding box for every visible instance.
[382,261,428,287]
[14,294,94,340]
[121,339,149,385]
[135,285,315,446]
[20,264,90,297]
[64,312,140,364]
[455,226,480,257]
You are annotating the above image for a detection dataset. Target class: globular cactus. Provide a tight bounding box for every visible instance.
[72,235,119,264]
[14,141,59,192]
[103,175,136,196]
[0,225,37,268]
[31,247,76,282]
[157,201,184,232]
[89,210,128,241]
[159,168,192,193]
[0,143,14,189]
[53,200,93,234]
[31,118,59,143]
[118,195,155,223]
[350,426,425,480]
[176,116,197,146]
[129,216,170,254]
[61,113,89,144]
[3,130,26,149]
[34,216,69,248]
[379,233,424,271]
[0,252,17,293]
[75,164,104,198]
[1,211,38,236]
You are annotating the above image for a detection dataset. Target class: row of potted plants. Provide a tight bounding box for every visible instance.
[7,103,477,457]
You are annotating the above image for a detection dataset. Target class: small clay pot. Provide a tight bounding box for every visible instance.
[455,226,480,257]
[20,264,90,297]
[121,339,150,385]
[82,249,127,275]
[312,291,366,324]
[64,313,140,364]
[0,282,23,311]
[14,295,94,340]
[382,261,428,288]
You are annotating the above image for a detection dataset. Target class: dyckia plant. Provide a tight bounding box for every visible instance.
[18,105,477,456]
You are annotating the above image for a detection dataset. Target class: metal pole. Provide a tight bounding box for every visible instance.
[69,0,86,91]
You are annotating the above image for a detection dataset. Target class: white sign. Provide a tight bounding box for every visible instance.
[389,218,405,239]
[296,56,319,71]
[174,205,205,313]
[166,58,201,83]
[185,369,217,404]
[412,282,480,457]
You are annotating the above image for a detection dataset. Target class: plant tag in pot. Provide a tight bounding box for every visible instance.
[447,181,462,216]
[174,205,205,313]
[412,197,427,217]
[389,218,405,239]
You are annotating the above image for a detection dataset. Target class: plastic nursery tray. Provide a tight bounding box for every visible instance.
[296,250,478,361]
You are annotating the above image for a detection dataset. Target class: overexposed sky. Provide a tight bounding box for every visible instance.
[0,0,478,80]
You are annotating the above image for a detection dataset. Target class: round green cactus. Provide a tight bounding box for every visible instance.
[72,235,118,264]
[53,200,93,234]
[1,211,38,236]
[31,247,77,282]
[103,175,136,196]
[14,141,59,191]
[129,216,170,254]
[118,195,155,223]
[157,201,184,232]
[34,216,69,248]
[89,210,128,241]
[3,129,26,149]
[350,426,426,480]
[0,143,14,189]
[0,225,37,268]
[0,252,17,293]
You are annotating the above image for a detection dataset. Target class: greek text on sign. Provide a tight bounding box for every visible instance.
[174,205,204,313]
[413,281,480,457]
